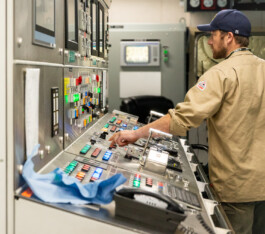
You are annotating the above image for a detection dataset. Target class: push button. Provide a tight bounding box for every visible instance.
[109,142,117,149]
[133,174,141,187]
[110,126,117,132]
[109,117,116,123]
[80,144,91,155]
[91,148,101,157]
[90,167,103,182]
[82,164,90,172]
[146,178,153,187]
[133,126,139,130]
[102,151,113,161]
[116,119,122,125]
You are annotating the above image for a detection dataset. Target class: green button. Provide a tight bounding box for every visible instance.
[164,49,168,55]
[65,95,69,103]
[164,57,169,62]
[110,117,117,123]
[80,144,91,154]
[80,149,88,154]
[133,180,140,187]
[73,93,79,102]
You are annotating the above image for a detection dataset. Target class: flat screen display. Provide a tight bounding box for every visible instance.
[125,46,149,64]
[36,0,55,33]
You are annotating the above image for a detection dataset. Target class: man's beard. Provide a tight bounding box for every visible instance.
[213,46,227,59]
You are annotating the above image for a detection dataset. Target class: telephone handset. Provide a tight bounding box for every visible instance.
[116,187,185,214]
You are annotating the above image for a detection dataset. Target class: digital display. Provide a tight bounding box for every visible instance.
[125,46,149,64]
[36,0,55,32]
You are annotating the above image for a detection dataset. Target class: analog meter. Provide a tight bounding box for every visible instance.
[217,0,227,7]
[190,0,200,7]
[203,0,214,7]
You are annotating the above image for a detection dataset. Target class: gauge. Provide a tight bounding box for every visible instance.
[190,0,200,8]
[203,0,214,7]
[217,0,227,7]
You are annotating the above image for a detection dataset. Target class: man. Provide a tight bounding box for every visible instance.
[109,9,265,233]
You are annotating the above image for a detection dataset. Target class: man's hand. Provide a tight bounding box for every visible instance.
[109,114,172,147]
[109,130,140,147]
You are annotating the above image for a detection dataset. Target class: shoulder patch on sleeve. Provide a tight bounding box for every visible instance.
[196,81,207,91]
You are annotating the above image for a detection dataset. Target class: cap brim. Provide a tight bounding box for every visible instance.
[197,24,214,32]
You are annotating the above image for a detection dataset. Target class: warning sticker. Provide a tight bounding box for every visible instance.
[197,81,206,91]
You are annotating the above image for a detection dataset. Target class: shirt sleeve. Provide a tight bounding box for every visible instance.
[168,68,228,136]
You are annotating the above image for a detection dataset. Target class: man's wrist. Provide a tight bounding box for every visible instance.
[134,128,145,139]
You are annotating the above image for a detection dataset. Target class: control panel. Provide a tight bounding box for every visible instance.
[23,110,233,234]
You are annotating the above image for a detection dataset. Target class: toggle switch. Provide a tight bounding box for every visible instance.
[59,136,63,144]
[182,178,190,190]
[17,37,23,47]
[65,133,69,141]
[17,165,23,175]
[45,145,51,155]
[39,150,44,159]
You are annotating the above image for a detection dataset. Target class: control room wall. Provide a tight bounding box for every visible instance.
[109,0,265,28]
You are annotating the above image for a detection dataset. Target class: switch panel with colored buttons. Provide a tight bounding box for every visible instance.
[64,71,103,131]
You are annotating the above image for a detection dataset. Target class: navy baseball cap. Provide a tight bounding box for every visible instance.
[197,9,251,37]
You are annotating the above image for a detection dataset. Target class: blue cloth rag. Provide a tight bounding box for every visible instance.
[22,144,127,204]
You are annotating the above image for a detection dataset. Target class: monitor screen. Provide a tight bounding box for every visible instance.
[92,3,97,47]
[36,0,55,32]
[125,45,149,64]
[68,0,76,42]
[34,0,56,47]
[99,7,103,54]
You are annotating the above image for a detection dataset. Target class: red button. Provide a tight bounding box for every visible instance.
[91,148,102,157]
[116,120,122,125]
[110,126,117,132]
[78,76,82,84]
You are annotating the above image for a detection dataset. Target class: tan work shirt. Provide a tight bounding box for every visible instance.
[169,50,265,202]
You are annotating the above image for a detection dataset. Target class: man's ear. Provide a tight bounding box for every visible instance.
[227,32,234,44]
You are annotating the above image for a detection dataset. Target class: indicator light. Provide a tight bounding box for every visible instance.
[65,95,69,103]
